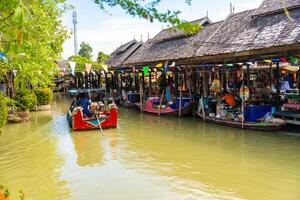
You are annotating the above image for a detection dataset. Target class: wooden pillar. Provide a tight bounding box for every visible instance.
[246,64,251,102]
[149,70,152,97]
[297,67,300,94]
[269,62,273,90]
[174,68,179,97]
[275,61,280,108]
[105,72,108,95]
[203,67,207,97]
[222,67,227,91]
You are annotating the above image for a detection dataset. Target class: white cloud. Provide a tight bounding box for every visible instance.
[63,17,162,59]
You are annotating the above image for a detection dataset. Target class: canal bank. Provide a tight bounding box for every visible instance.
[0,94,300,200]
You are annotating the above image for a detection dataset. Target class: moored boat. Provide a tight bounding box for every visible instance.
[136,97,194,116]
[196,111,286,131]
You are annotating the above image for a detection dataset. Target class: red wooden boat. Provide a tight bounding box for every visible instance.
[136,97,194,116]
[67,89,118,131]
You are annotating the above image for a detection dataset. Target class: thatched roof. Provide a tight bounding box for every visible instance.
[252,0,300,17]
[125,17,216,65]
[196,8,300,57]
[107,39,142,67]
[125,5,300,66]
[152,17,212,43]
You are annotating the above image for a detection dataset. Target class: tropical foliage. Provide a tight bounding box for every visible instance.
[97,51,110,64]
[33,88,53,106]
[78,42,93,59]
[0,0,70,89]
[0,93,8,128]
[14,90,37,111]
[93,0,200,34]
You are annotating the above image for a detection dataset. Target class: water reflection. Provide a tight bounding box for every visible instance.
[0,96,300,200]
[71,132,104,167]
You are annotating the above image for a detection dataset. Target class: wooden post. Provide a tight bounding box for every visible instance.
[246,64,251,102]
[179,86,182,117]
[275,61,280,108]
[241,65,245,129]
[269,62,273,90]
[149,70,152,97]
[159,89,165,116]
[174,68,179,97]
[202,66,206,121]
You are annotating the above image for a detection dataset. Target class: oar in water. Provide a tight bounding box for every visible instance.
[96,113,104,135]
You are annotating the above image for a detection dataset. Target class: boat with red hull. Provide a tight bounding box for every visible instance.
[68,107,117,131]
[136,97,194,116]
[67,89,118,131]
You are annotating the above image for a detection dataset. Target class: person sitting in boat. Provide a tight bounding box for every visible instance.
[78,93,92,116]
[221,90,236,108]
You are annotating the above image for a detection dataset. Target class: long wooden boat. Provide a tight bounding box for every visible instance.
[136,98,194,116]
[196,111,286,131]
[67,89,118,131]
[273,111,300,126]
[67,107,117,131]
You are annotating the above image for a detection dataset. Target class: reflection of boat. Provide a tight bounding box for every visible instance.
[72,132,104,166]
[67,89,118,131]
[136,97,194,116]
[120,92,140,108]
[196,111,286,131]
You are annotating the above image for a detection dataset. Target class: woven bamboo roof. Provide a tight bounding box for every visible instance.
[125,4,300,65]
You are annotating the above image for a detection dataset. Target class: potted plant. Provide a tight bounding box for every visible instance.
[14,90,37,121]
[33,87,53,110]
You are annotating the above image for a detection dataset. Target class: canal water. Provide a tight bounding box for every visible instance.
[0,94,300,200]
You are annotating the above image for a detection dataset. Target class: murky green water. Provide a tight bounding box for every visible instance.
[0,94,300,200]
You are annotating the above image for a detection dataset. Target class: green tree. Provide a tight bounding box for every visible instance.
[93,0,200,34]
[0,0,70,89]
[97,51,110,64]
[78,42,93,59]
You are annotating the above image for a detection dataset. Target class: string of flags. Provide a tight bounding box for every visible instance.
[67,61,108,76]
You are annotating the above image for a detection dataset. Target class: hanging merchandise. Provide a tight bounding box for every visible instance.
[280,57,288,62]
[288,56,300,65]
[143,66,149,75]
[156,63,163,68]
[69,61,76,75]
[0,52,7,62]
[85,63,92,74]
[239,85,250,101]
[264,60,272,63]
[226,64,233,67]
[211,79,221,93]
[170,62,176,67]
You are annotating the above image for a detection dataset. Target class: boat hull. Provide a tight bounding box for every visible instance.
[67,107,118,131]
[136,101,194,116]
[196,112,285,131]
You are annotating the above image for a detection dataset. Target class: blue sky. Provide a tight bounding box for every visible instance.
[62,0,263,59]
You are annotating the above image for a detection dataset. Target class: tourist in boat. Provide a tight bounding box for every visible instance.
[78,93,91,116]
